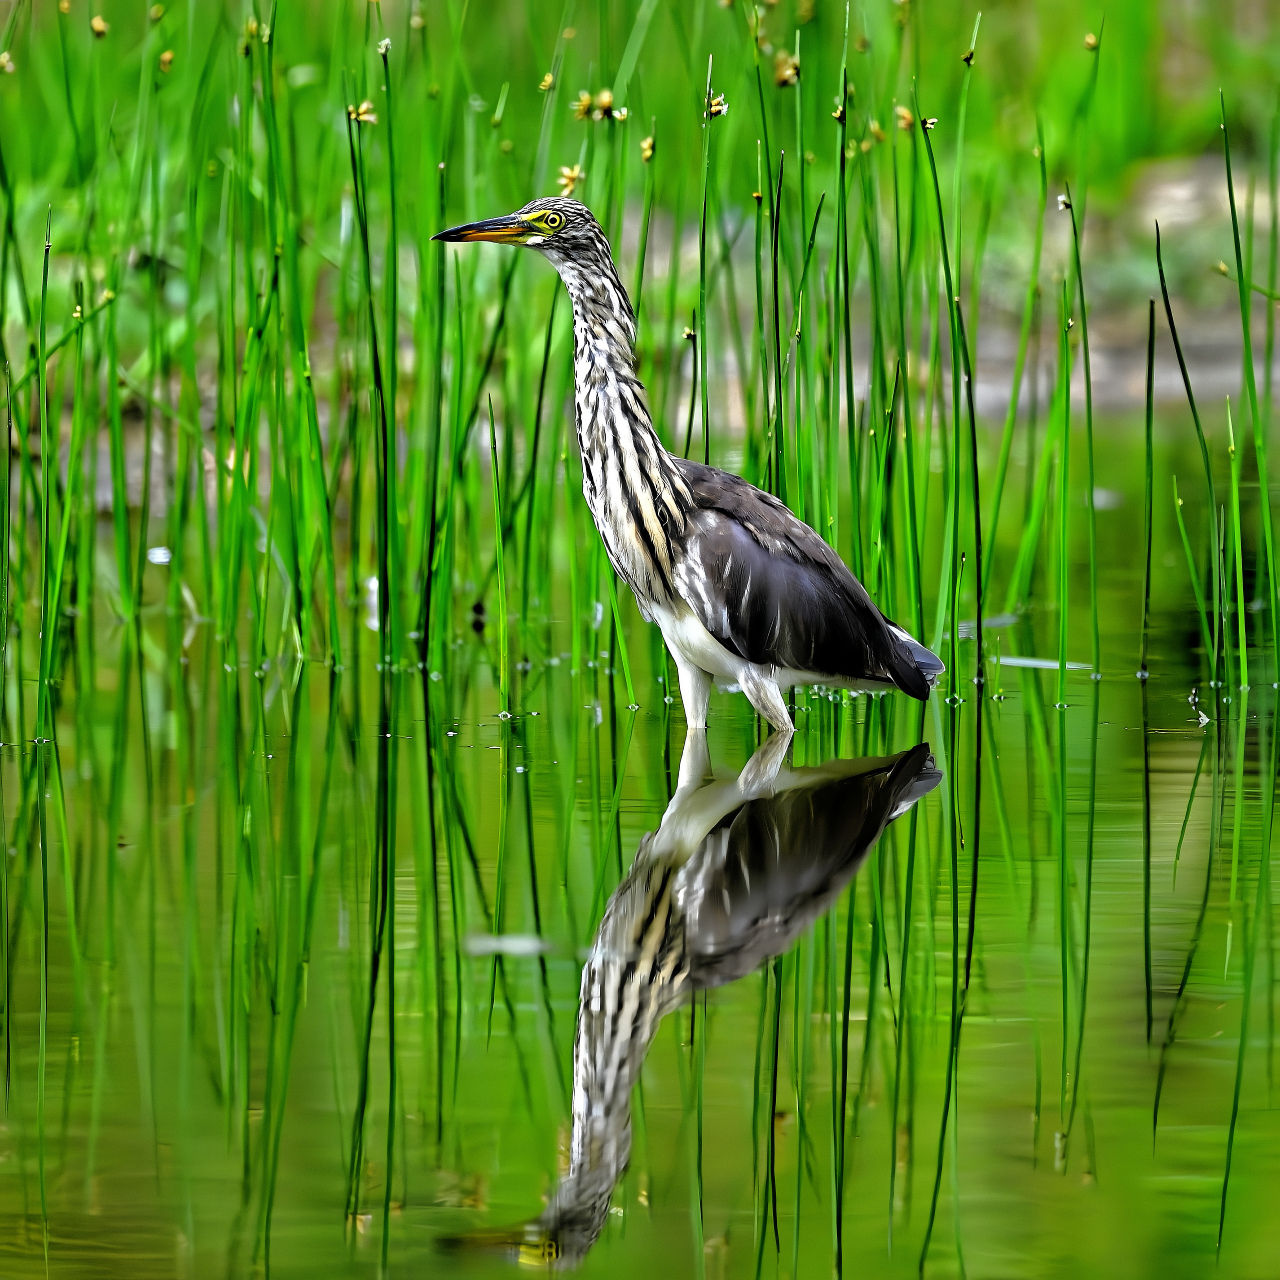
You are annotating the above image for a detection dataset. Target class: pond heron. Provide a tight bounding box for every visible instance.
[433,198,943,735]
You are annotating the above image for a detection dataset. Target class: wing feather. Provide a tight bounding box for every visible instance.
[672,460,938,699]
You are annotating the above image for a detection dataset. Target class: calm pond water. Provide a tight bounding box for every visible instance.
[1,430,1278,1280]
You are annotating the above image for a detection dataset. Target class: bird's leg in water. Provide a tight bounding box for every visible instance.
[738,728,795,795]
[675,728,712,792]
[674,658,711,729]
[656,729,714,827]
[740,666,792,731]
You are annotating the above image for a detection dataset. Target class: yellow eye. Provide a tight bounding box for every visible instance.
[545,212,563,229]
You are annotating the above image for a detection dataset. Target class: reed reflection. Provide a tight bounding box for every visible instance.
[450,731,940,1268]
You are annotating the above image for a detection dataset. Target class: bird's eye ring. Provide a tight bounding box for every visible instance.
[545,212,563,229]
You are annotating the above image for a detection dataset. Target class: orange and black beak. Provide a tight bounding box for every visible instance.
[431,213,530,245]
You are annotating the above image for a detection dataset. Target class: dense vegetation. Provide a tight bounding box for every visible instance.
[0,1,1277,1275]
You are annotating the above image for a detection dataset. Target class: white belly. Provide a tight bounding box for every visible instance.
[654,604,745,685]
[652,603,895,697]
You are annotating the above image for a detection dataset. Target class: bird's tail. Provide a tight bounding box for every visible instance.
[885,623,945,700]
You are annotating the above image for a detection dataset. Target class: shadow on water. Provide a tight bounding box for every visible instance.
[441,734,940,1268]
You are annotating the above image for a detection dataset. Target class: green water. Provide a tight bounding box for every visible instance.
[0,494,1276,1280]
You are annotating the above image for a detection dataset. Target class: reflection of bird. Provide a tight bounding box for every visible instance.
[434,199,943,738]
[439,731,940,1268]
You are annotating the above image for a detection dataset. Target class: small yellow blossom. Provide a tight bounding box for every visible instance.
[159,49,174,72]
[149,4,165,20]
[572,90,593,121]
[557,164,583,197]
[869,120,886,143]
[1084,31,1099,50]
[377,37,390,56]
[0,51,13,74]
[349,100,378,125]
[563,26,576,39]
[58,0,70,14]
[585,89,626,122]
[640,135,655,163]
[922,117,938,132]
[774,51,799,87]
[539,71,554,92]
[90,14,108,37]
[707,92,728,118]
[409,11,425,29]
[894,105,914,130]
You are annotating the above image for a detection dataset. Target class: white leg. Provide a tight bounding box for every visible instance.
[675,728,711,793]
[740,665,792,732]
[737,729,793,795]
[673,656,711,729]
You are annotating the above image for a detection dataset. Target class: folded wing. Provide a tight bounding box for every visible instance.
[672,459,936,700]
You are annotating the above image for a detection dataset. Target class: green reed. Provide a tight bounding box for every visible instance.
[1222,93,1280,677]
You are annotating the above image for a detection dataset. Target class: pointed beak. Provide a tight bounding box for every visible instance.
[431,214,530,245]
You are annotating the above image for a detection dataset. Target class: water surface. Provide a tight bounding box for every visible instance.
[1,512,1277,1280]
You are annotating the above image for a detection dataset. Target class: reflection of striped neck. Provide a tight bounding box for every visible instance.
[538,848,688,1255]
[553,247,693,612]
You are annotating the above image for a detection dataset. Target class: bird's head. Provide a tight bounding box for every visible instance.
[432,197,613,280]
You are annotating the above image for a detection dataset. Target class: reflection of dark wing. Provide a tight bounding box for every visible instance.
[448,742,939,1270]
[684,744,940,988]
[673,459,938,698]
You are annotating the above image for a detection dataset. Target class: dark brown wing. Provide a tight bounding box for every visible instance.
[685,744,941,987]
[672,459,940,699]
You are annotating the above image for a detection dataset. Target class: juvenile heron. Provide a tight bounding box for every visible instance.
[434,198,943,731]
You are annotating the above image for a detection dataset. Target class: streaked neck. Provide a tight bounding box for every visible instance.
[550,248,692,605]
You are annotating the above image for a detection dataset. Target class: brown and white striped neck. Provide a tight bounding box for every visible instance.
[540,233,693,615]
